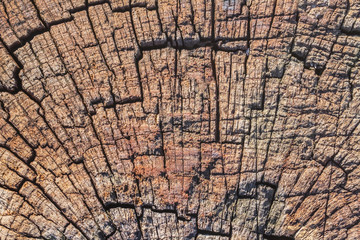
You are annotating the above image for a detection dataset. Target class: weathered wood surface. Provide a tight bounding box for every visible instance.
[0,0,359,239]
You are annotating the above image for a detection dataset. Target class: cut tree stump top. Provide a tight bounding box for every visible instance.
[0,0,359,239]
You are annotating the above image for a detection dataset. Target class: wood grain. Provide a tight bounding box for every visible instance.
[0,0,359,239]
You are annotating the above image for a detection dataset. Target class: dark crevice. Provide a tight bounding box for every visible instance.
[103,96,143,108]
[104,201,194,222]
[0,38,23,94]
[263,234,294,240]
[291,51,306,62]
[196,229,231,238]
[340,28,360,36]
[69,0,107,13]
[314,66,325,76]
[211,50,220,142]
[211,0,216,42]
[256,181,277,189]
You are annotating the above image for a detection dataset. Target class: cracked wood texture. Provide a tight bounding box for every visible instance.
[0,0,359,239]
